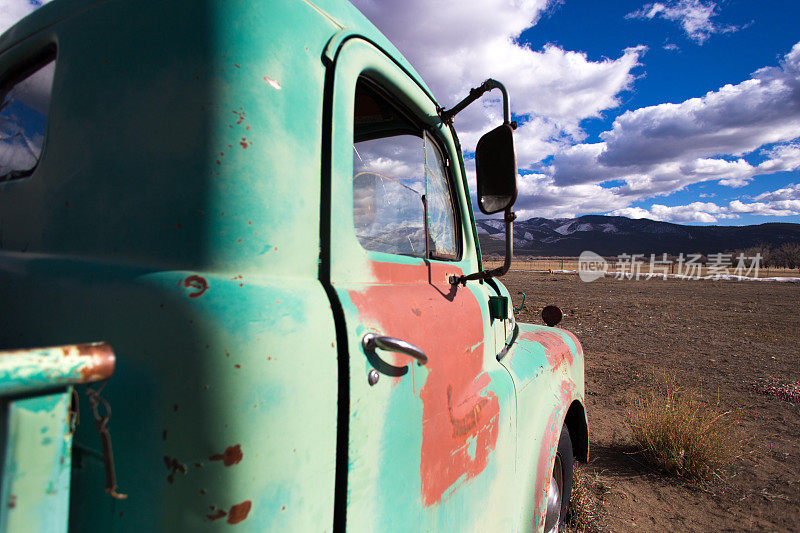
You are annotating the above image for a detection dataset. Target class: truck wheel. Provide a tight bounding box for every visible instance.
[543,424,574,533]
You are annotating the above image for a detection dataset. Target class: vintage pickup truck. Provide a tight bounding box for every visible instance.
[0,0,587,531]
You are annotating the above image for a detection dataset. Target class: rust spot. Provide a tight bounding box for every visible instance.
[164,455,187,484]
[173,404,179,412]
[175,223,182,229]
[281,505,286,511]
[234,64,240,69]
[237,238,242,243]
[246,125,250,130]
[446,384,488,437]
[240,137,249,149]
[216,160,221,165]
[207,509,227,521]
[226,351,230,357]
[234,364,241,369]
[248,221,252,225]
[184,275,209,298]
[233,110,246,125]
[8,494,16,508]
[67,343,116,383]
[209,444,243,466]
[227,500,252,524]
[200,489,207,495]
[193,462,203,468]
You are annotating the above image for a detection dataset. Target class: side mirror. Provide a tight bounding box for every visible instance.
[475,123,518,214]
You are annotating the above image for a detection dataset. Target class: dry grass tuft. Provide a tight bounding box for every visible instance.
[565,464,610,533]
[626,372,739,480]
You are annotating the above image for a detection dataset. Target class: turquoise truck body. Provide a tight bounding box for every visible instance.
[0,0,587,530]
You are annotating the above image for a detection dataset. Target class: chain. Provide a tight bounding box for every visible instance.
[85,382,127,500]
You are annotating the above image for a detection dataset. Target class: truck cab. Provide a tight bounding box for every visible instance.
[0,0,587,531]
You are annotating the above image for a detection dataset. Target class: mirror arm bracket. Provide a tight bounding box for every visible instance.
[450,209,516,286]
[440,79,516,129]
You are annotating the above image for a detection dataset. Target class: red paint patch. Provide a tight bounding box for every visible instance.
[348,261,499,506]
[184,275,209,298]
[227,500,252,524]
[209,444,243,466]
[519,330,574,370]
[533,380,575,530]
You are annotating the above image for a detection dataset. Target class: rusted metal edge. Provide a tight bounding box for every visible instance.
[0,342,115,395]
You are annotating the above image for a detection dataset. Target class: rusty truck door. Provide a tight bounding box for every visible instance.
[323,37,517,530]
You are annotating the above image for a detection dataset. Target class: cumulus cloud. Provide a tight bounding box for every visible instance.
[351,0,644,163]
[545,43,800,216]
[626,0,740,44]
[609,184,800,223]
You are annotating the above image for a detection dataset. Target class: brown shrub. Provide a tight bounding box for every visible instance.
[565,464,610,533]
[626,372,739,480]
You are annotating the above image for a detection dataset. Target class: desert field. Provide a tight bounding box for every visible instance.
[502,271,800,532]
[485,258,800,279]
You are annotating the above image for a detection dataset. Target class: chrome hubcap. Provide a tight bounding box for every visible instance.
[543,454,563,533]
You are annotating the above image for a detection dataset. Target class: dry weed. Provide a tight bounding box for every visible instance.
[565,464,610,533]
[626,372,739,480]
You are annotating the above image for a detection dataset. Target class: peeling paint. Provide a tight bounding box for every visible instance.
[227,500,252,524]
[209,444,243,466]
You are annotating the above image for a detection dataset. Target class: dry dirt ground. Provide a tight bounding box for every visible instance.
[502,271,800,532]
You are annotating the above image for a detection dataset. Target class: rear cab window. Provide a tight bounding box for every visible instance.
[0,48,56,182]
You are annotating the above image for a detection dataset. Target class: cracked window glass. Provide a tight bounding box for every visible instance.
[353,79,458,259]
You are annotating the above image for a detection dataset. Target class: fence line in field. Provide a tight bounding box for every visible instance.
[482,258,800,279]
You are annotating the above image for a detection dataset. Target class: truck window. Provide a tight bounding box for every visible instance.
[0,51,55,182]
[353,79,458,259]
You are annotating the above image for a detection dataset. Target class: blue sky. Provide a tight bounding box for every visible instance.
[3,0,800,226]
[521,0,800,225]
[352,0,800,226]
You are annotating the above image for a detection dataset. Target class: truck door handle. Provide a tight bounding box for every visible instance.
[362,333,428,366]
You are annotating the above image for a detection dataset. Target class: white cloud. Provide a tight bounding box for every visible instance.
[609,186,800,223]
[351,0,644,164]
[626,0,740,44]
[546,43,800,214]
[754,182,800,202]
[0,0,49,35]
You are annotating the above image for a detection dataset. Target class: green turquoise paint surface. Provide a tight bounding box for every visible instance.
[0,0,586,530]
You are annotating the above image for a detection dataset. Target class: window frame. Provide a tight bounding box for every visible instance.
[352,75,462,262]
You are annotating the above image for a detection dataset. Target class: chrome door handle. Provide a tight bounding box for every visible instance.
[362,333,428,366]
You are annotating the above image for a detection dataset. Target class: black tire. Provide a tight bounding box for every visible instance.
[543,423,574,533]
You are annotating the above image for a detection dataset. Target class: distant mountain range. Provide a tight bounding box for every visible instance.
[476,215,800,257]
